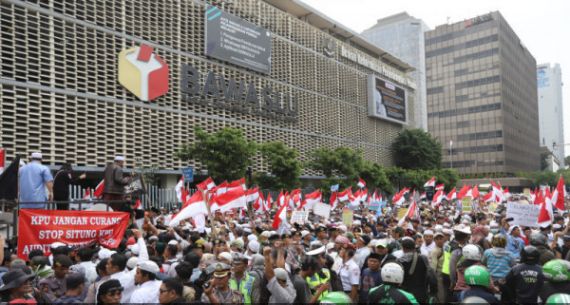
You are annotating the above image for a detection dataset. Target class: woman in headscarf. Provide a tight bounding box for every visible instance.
[95,279,123,305]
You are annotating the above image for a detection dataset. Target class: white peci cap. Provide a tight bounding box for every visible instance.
[137,260,160,274]
[31,152,42,160]
[114,155,125,161]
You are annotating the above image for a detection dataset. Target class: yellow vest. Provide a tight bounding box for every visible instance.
[229,273,255,304]
[441,243,452,275]
[306,268,331,300]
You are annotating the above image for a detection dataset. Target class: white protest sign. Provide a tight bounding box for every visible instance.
[313,202,331,218]
[506,202,540,227]
[290,210,308,224]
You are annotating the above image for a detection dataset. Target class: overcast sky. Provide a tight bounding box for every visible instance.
[300,0,570,150]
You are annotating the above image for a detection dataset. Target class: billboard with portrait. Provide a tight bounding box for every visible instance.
[367,74,407,125]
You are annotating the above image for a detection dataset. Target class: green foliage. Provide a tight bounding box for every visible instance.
[255,141,302,190]
[392,129,442,170]
[175,127,256,182]
[309,147,365,189]
[359,161,394,193]
[386,167,459,191]
[566,156,570,168]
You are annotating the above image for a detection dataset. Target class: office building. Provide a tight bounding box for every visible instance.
[362,12,429,130]
[537,63,565,170]
[425,12,540,175]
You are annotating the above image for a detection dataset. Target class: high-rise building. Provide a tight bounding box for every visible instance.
[537,63,565,170]
[362,13,430,130]
[425,12,540,175]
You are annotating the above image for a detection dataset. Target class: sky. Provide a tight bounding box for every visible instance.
[300,0,570,151]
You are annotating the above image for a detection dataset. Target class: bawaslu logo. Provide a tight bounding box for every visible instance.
[118,44,169,101]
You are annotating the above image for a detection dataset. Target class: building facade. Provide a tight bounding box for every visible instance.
[0,0,415,185]
[362,12,429,131]
[537,63,564,171]
[425,12,540,175]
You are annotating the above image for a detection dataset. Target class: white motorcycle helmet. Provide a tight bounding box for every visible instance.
[462,244,482,261]
[381,262,404,285]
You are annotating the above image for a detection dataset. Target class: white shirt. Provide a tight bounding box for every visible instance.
[338,259,360,291]
[78,261,98,285]
[129,279,162,304]
[420,242,435,257]
[110,237,149,303]
[354,247,371,269]
[330,252,343,273]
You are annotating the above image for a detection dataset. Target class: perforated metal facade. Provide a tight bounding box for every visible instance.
[0,0,415,177]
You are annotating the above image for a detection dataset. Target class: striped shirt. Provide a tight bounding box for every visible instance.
[483,248,516,280]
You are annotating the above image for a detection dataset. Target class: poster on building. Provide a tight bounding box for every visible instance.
[204,5,272,74]
[17,209,130,260]
[506,202,540,227]
[367,74,407,125]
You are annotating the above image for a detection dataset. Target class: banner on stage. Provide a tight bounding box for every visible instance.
[313,202,331,218]
[17,209,130,260]
[506,202,540,227]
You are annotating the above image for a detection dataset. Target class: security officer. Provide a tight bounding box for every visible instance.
[529,233,555,266]
[503,246,545,304]
[305,245,331,301]
[229,255,258,304]
[201,263,244,304]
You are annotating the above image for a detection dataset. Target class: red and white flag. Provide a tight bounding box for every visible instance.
[266,193,273,210]
[211,187,247,213]
[0,148,5,174]
[424,177,436,188]
[534,189,544,205]
[337,188,352,202]
[211,181,228,195]
[253,192,266,213]
[392,188,409,206]
[457,185,471,200]
[447,188,457,201]
[552,176,566,210]
[228,178,246,190]
[538,192,554,226]
[491,181,504,202]
[304,190,322,210]
[504,187,512,200]
[93,180,105,199]
[272,202,287,230]
[196,177,216,191]
[435,184,445,191]
[329,192,338,208]
[246,187,260,202]
[170,191,208,227]
[83,188,92,200]
[357,178,366,189]
[432,189,445,208]
[482,191,494,203]
[398,200,418,226]
[175,177,185,203]
[372,190,382,203]
[471,185,480,199]
[420,192,427,201]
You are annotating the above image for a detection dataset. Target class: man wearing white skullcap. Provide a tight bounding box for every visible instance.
[102,155,132,210]
[19,151,54,208]
[420,229,436,256]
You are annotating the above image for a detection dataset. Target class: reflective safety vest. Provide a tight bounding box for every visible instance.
[306,268,330,300]
[441,243,452,275]
[229,272,255,304]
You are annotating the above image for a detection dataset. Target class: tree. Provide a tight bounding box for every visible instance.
[565,156,570,168]
[309,147,365,188]
[175,127,256,182]
[255,141,302,190]
[359,161,394,193]
[392,129,442,170]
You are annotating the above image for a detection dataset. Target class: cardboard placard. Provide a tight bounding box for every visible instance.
[506,202,540,227]
[462,197,472,213]
[313,202,331,218]
[290,210,308,224]
[397,207,407,219]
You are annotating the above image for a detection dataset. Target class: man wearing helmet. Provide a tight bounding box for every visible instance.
[503,246,545,304]
[540,259,570,302]
[459,265,498,304]
[368,262,419,304]
[530,232,556,265]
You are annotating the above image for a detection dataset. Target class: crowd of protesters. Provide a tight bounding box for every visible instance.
[2,153,570,305]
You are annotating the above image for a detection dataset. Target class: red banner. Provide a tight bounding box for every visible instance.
[17,209,130,259]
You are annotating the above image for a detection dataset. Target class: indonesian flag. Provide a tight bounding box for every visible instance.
[246,187,260,202]
[420,192,426,201]
[435,184,445,191]
[447,187,457,201]
[266,193,273,210]
[211,181,228,195]
[534,189,544,205]
[170,191,208,227]
[228,178,246,190]
[93,180,105,198]
[530,188,536,203]
[272,202,287,229]
[196,177,216,191]
[504,187,512,200]
[289,189,302,209]
[432,189,445,208]
[552,176,566,210]
[398,200,418,226]
[277,191,286,207]
[372,190,382,203]
[348,192,360,209]
[457,185,471,200]
[211,187,247,213]
[0,148,4,174]
[491,181,504,202]
[337,188,352,202]
[471,185,480,199]
[357,178,366,189]
[482,191,494,203]
[134,198,142,210]
[358,188,368,202]
[538,192,554,225]
[175,177,185,203]
[83,188,92,200]
[545,187,552,200]
[392,188,409,206]
[424,177,436,188]
[253,192,266,213]
[304,190,322,210]
[329,192,338,208]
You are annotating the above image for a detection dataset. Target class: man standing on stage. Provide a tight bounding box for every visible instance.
[102,155,132,211]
